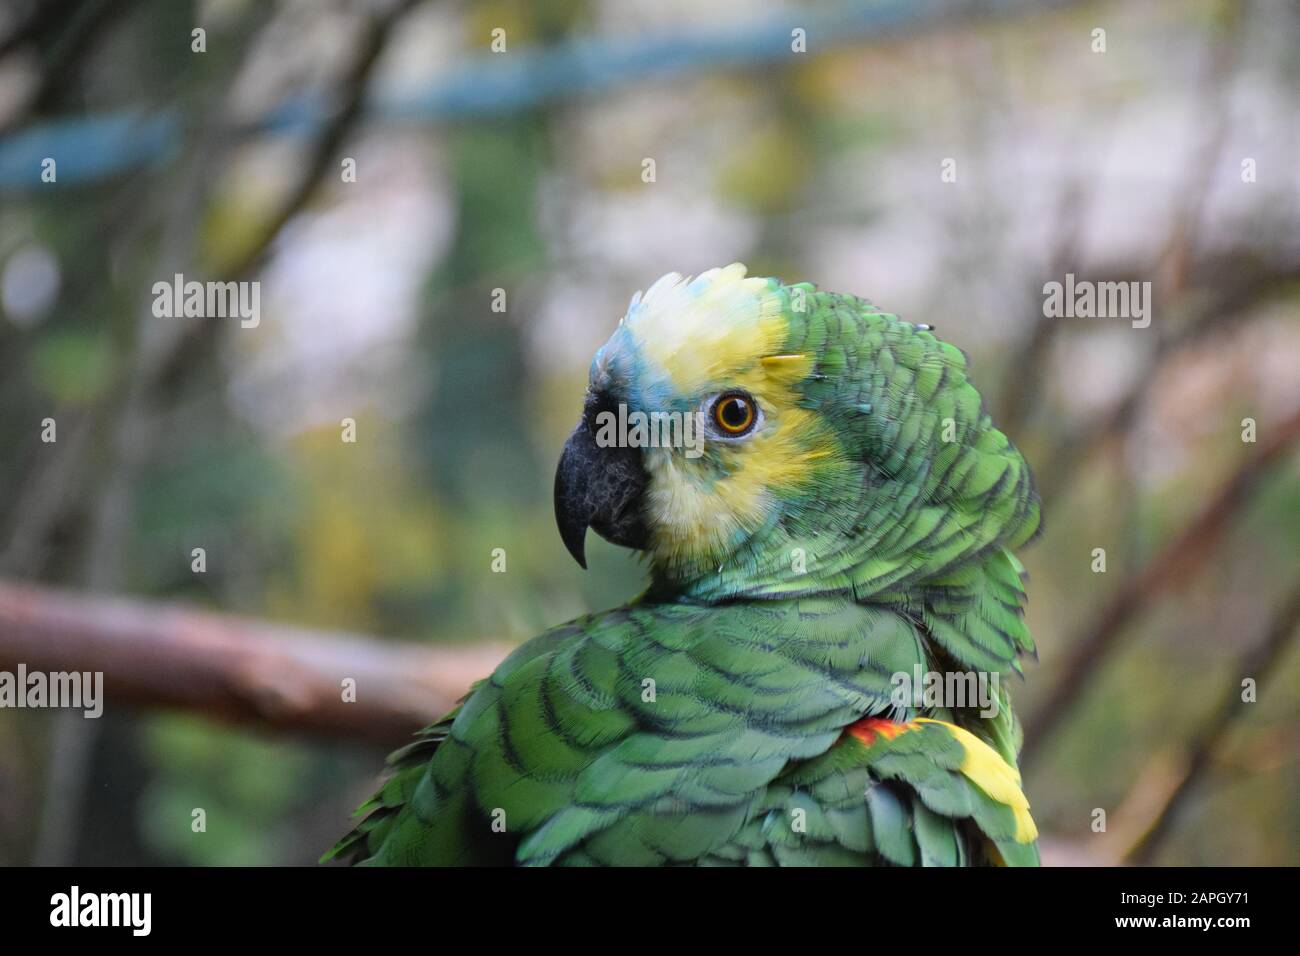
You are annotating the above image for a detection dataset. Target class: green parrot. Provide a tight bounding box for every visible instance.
[327,263,1042,866]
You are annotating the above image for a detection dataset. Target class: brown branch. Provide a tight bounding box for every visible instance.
[0,0,80,61]
[216,0,422,282]
[0,580,512,746]
[1121,574,1300,864]
[0,0,144,137]
[1034,255,1300,504]
[1022,405,1300,764]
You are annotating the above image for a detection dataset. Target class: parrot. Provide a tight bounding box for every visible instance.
[326,263,1043,867]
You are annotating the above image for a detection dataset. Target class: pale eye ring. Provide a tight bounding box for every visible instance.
[709,391,759,437]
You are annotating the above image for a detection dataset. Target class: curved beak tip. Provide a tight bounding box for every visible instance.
[554,426,591,570]
[559,521,588,569]
[553,409,648,570]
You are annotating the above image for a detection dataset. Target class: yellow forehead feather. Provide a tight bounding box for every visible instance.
[623,264,787,396]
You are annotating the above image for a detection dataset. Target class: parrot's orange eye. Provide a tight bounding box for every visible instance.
[711,392,757,436]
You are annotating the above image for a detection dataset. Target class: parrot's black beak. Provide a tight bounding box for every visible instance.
[553,394,649,569]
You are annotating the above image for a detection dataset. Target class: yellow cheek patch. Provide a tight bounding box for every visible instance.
[645,354,842,572]
[644,454,751,567]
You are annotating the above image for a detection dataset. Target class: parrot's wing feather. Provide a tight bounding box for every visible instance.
[340,596,1037,866]
[319,710,460,864]
[322,620,581,865]
[354,598,918,865]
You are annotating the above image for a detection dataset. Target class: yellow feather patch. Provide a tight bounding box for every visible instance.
[642,350,842,573]
[642,397,839,570]
[915,718,1038,843]
[760,353,811,371]
[618,266,847,576]
[626,264,787,398]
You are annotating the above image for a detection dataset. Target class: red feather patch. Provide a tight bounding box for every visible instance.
[845,717,918,747]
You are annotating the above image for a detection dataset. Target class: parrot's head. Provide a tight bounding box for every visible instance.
[555,263,1039,601]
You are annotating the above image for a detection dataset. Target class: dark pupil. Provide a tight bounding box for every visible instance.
[720,397,749,428]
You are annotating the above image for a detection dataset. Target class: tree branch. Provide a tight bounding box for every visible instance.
[1121,573,1300,864]
[1022,405,1300,764]
[0,580,511,746]
[1033,254,1300,505]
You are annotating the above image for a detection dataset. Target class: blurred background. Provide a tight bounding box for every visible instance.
[0,0,1297,866]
